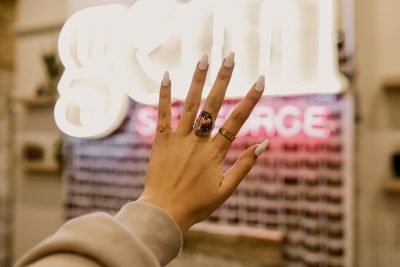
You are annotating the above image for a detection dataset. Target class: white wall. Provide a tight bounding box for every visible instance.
[355,0,400,266]
[0,2,15,264]
[12,0,135,260]
[12,0,67,260]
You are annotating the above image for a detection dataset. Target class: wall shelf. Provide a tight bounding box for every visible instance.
[383,178,400,193]
[22,162,60,175]
[14,20,64,37]
[383,75,400,91]
[17,95,57,108]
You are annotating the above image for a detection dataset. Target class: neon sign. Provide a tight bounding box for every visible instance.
[56,0,346,139]
[136,104,331,139]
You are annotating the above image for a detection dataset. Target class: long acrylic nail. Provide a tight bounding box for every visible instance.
[223,52,235,68]
[199,55,209,71]
[255,75,265,92]
[255,140,270,157]
[162,71,170,87]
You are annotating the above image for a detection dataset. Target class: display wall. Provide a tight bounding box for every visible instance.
[65,94,354,267]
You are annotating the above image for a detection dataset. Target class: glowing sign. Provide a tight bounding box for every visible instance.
[56,0,346,139]
[136,105,331,139]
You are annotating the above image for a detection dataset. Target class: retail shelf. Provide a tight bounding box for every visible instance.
[192,223,284,242]
[383,178,400,193]
[184,228,283,266]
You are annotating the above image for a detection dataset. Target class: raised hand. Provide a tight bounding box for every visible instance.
[138,53,269,232]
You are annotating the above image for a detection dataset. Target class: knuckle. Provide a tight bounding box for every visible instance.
[184,101,199,113]
[218,71,232,81]
[193,75,205,84]
[207,96,221,111]
[160,89,170,98]
[158,111,168,120]
[241,159,254,171]
[247,92,260,104]
[230,110,246,123]
[159,95,169,103]
[211,148,226,161]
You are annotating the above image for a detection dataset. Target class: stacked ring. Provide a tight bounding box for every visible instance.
[218,128,236,142]
[158,123,172,133]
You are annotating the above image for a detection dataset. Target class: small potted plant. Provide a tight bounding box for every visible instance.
[36,52,63,97]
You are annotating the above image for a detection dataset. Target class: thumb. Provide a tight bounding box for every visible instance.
[220,140,270,197]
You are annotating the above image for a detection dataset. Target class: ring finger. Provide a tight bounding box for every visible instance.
[213,76,265,151]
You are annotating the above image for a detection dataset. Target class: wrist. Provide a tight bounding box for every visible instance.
[137,197,191,233]
[115,201,183,265]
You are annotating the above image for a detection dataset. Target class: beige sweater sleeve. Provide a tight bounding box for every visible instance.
[13,202,183,267]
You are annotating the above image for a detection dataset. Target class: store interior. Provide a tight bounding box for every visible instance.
[1,0,400,266]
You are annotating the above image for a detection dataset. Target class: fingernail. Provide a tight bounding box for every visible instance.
[199,55,209,71]
[162,71,170,87]
[255,75,265,92]
[255,140,270,157]
[223,52,235,68]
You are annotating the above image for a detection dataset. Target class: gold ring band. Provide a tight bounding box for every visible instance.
[218,128,236,142]
[158,123,172,133]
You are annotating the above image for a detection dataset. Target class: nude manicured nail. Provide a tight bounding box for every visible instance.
[255,140,270,157]
[255,75,265,92]
[223,52,235,68]
[199,55,209,70]
[162,71,170,87]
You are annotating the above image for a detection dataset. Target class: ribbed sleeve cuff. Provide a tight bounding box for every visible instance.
[114,201,183,266]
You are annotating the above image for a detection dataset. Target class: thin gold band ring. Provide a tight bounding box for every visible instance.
[158,123,172,133]
[218,128,236,142]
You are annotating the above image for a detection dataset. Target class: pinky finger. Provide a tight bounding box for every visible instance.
[220,140,270,197]
[157,71,172,133]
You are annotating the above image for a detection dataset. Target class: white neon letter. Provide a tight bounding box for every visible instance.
[303,106,330,138]
[56,5,130,139]
[275,106,302,137]
[251,106,275,137]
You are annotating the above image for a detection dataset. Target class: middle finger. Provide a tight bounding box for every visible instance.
[194,52,235,136]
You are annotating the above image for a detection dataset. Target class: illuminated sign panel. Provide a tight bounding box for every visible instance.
[136,104,331,139]
[56,0,346,138]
